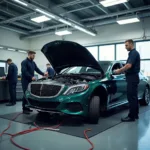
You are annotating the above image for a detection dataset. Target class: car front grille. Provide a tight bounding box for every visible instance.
[28,98,60,110]
[31,84,62,97]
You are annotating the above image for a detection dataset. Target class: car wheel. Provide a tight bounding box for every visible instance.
[140,87,150,106]
[88,96,100,124]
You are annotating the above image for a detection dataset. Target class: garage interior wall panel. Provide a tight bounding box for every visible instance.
[34,51,50,78]
[0,49,26,74]
[0,28,29,49]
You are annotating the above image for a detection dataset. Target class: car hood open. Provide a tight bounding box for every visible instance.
[41,40,104,74]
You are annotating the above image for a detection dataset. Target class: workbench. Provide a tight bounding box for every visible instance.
[0,80,23,102]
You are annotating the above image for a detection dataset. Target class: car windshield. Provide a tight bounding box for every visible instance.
[98,61,111,73]
[61,61,111,74]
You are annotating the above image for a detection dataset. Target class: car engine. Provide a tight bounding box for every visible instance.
[37,73,102,86]
[53,73,102,85]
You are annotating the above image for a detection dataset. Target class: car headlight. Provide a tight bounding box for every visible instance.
[63,84,89,95]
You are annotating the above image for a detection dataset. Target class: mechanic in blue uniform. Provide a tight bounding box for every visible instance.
[114,39,140,122]
[46,63,55,78]
[3,59,18,106]
[21,51,47,114]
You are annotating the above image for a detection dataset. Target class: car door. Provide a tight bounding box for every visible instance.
[138,71,147,99]
[108,62,127,105]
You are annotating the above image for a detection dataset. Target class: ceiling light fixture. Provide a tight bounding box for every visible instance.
[35,9,55,19]
[0,47,3,49]
[7,48,16,51]
[117,16,140,24]
[100,0,128,7]
[74,25,96,36]
[59,19,72,26]
[55,29,72,36]
[18,50,27,53]
[31,15,51,23]
[13,0,28,6]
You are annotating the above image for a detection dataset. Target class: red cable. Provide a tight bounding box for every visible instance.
[8,121,62,150]
[1,113,94,150]
[84,129,94,150]
[0,113,22,137]
[10,136,30,150]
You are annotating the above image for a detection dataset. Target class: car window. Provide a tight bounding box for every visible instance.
[112,63,121,71]
[84,67,100,73]
[61,66,101,74]
[66,67,82,73]
[98,61,110,73]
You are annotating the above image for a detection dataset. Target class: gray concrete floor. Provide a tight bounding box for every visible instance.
[0,102,150,150]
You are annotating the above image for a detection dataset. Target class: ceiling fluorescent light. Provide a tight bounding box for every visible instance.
[31,15,51,23]
[14,0,28,6]
[35,9,55,19]
[0,47,3,49]
[117,16,140,24]
[18,50,27,53]
[59,19,72,26]
[100,0,128,7]
[55,30,72,36]
[7,48,16,51]
[74,25,96,36]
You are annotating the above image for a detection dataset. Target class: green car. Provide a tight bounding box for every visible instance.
[25,41,150,124]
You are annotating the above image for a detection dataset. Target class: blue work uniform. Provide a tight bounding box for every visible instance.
[6,63,18,104]
[125,49,140,119]
[47,67,55,78]
[21,58,44,109]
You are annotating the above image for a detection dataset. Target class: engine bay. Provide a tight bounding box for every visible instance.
[37,73,102,86]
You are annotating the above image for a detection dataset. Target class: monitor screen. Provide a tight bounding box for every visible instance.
[0,67,5,77]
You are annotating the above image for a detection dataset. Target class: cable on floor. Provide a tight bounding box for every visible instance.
[84,129,94,150]
[0,113,94,150]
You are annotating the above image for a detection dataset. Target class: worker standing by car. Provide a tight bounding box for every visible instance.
[114,39,140,122]
[2,59,18,106]
[46,63,55,78]
[21,51,48,114]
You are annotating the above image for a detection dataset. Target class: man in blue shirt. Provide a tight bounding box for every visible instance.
[3,59,18,106]
[114,39,140,122]
[21,51,47,114]
[46,63,55,78]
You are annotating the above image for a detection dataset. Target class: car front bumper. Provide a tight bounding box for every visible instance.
[25,90,90,117]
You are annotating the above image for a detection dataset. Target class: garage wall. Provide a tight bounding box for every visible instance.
[29,17,150,50]
[34,51,49,73]
[0,49,27,74]
[0,28,29,49]
[0,28,30,74]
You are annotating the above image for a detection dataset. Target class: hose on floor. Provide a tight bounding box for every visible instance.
[0,113,94,150]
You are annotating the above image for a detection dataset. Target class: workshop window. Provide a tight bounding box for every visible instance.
[0,61,6,73]
[140,61,150,77]
[116,44,129,61]
[136,41,150,59]
[99,45,115,61]
[86,46,98,60]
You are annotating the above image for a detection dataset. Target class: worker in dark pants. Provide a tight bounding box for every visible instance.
[21,51,47,114]
[114,39,140,122]
[3,59,18,106]
[46,63,55,78]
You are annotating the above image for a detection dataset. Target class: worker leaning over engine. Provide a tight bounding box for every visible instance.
[21,50,48,114]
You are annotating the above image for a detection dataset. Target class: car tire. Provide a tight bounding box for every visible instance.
[88,96,100,124]
[140,87,150,106]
